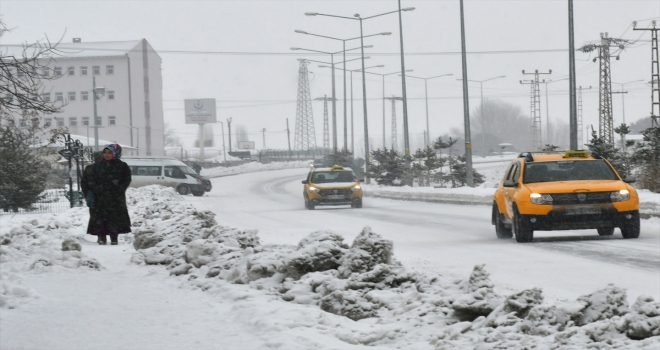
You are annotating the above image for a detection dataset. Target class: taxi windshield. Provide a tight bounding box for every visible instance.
[312,171,355,184]
[523,160,619,183]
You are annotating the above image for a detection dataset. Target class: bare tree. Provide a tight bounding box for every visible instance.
[470,99,531,153]
[0,19,61,118]
[163,122,182,147]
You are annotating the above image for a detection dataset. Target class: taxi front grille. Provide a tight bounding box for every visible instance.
[319,189,352,196]
[551,192,611,205]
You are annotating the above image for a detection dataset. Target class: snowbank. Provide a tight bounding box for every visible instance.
[122,185,659,348]
[201,160,311,179]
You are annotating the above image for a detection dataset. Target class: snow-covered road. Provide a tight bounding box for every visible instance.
[190,168,660,304]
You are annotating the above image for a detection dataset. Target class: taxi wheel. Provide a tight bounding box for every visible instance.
[493,203,512,239]
[513,206,534,243]
[354,199,363,209]
[620,211,640,239]
[597,227,615,236]
[305,196,315,210]
[177,185,191,196]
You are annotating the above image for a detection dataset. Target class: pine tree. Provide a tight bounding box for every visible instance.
[585,129,630,177]
[325,149,354,168]
[412,146,444,187]
[368,148,407,186]
[631,125,660,192]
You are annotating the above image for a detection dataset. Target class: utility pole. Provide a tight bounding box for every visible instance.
[578,86,593,148]
[227,117,232,152]
[459,0,473,187]
[520,69,552,149]
[580,33,629,144]
[633,20,660,126]
[568,0,578,150]
[315,96,335,149]
[286,118,292,158]
[384,96,403,150]
[262,128,267,149]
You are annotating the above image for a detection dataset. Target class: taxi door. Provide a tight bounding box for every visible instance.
[503,161,522,220]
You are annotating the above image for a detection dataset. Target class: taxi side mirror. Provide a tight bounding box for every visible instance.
[503,179,517,188]
[623,176,636,184]
[301,180,308,184]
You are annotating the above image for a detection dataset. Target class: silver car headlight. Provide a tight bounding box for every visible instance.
[611,189,630,202]
[530,193,553,205]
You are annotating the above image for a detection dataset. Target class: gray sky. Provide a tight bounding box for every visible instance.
[2,0,659,151]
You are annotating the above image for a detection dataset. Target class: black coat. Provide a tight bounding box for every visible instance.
[81,159,132,234]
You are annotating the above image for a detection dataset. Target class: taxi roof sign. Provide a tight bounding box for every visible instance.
[330,165,345,171]
[564,150,589,158]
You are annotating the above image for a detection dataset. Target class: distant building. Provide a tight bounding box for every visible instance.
[4,38,164,156]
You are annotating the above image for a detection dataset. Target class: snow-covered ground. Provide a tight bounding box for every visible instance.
[201,159,311,179]
[1,167,659,349]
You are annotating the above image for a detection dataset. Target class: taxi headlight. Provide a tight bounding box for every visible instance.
[351,185,361,192]
[611,189,630,202]
[530,193,553,205]
[309,186,320,193]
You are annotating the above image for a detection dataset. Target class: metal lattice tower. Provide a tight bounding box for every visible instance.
[520,70,551,149]
[314,96,335,149]
[578,86,593,147]
[294,60,317,150]
[580,33,629,144]
[633,21,660,126]
[384,96,403,151]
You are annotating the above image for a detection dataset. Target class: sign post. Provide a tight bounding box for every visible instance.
[185,98,217,162]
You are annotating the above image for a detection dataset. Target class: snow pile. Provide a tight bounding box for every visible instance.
[201,160,311,178]
[0,208,102,309]
[125,188,659,347]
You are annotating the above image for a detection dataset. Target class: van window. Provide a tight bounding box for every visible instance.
[164,166,187,179]
[131,166,161,176]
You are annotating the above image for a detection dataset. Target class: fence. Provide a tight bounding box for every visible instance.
[0,189,82,215]
[258,148,331,161]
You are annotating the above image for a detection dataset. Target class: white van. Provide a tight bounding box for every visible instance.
[123,157,212,196]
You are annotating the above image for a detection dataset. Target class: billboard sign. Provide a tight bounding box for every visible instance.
[185,99,216,124]
[238,141,255,149]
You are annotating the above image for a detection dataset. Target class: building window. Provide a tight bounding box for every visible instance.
[81,91,89,101]
[95,116,102,126]
[43,93,51,102]
[69,117,77,127]
[106,65,114,75]
[81,66,88,76]
[68,92,76,101]
[55,93,63,102]
[56,118,64,127]
[20,119,27,128]
[92,66,100,75]
[68,66,75,76]
[43,67,50,77]
[108,116,116,126]
[82,117,89,126]
[44,118,51,128]
[108,91,115,100]
[54,67,62,76]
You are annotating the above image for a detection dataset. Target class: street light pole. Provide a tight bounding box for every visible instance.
[92,77,99,152]
[408,73,453,147]
[459,0,474,187]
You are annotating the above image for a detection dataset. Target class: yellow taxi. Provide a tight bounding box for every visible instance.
[302,165,363,209]
[492,151,640,242]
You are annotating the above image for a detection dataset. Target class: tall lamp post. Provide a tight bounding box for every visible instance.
[457,75,505,156]
[294,30,391,150]
[305,6,415,183]
[291,46,372,151]
[125,125,140,156]
[612,80,644,124]
[91,76,106,152]
[407,73,453,147]
[458,0,474,186]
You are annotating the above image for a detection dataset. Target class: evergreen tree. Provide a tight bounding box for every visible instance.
[443,155,485,188]
[325,149,354,168]
[585,130,630,176]
[412,146,445,187]
[542,144,560,151]
[631,125,660,192]
[368,148,407,186]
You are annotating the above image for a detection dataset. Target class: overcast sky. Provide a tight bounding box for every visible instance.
[2,0,659,151]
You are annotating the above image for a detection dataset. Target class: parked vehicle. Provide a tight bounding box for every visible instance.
[123,157,212,196]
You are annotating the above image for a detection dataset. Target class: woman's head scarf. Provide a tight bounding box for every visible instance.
[103,143,122,160]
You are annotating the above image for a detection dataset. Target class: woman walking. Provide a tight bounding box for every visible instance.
[81,144,132,245]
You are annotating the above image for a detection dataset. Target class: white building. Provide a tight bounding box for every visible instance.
[6,38,165,156]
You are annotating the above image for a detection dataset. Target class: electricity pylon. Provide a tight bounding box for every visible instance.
[294,60,317,150]
[578,86,592,147]
[520,70,552,149]
[633,21,660,126]
[384,96,403,151]
[314,96,336,149]
[580,33,629,144]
